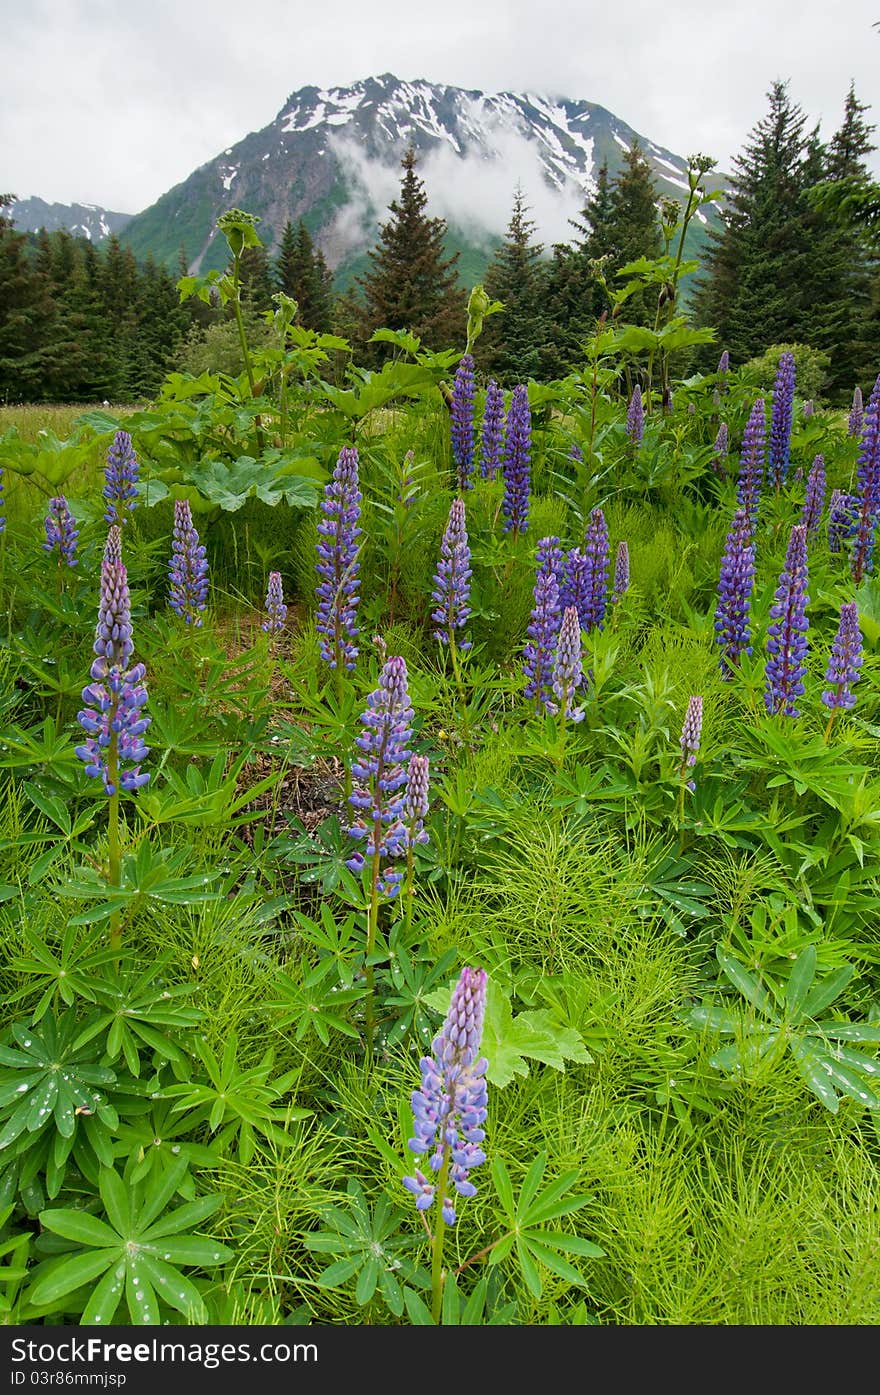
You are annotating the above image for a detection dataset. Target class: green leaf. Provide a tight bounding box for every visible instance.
[98,1167,131,1236]
[403,1287,435,1324]
[38,1208,119,1249]
[28,1249,115,1306]
[717,948,777,1017]
[126,1266,159,1325]
[785,945,817,1019]
[81,1263,126,1324]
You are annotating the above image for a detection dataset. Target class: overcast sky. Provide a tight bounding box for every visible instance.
[2,0,878,213]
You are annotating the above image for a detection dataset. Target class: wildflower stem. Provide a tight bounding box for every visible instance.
[364,841,382,1054]
[431,1144,451,1323]
[107,733,122,954]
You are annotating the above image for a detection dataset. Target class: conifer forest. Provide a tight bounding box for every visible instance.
[1,80,880,1328]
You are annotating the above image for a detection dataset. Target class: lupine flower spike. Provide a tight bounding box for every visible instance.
[103,430,140,527]
[767,351,796,491]
[850,372,880,583]
[611,540,630,604]
[103,526,122,567]
[431,498,472,662]
[581,507,610,633]
[168,499,209,626]
[0,466,5,534]
[523,539,563,712]
[849,386,864,438]
[678,696,703,797]
[261,571,287,634]
[822,602,863,738]
[403,963,489,1324]
[736,398,766,534]
[711,422,729,478]
[828,490,857,554]
[802,400,814,419]
[450,353,475,491]
[714,507,756,678]
[764,524,809,718]
[626,385,644,448]
[501,384,531,537]
[548,607,585,726]
[403,753,430,918]
[479,379,504,481]
[315,445,361,673]
[76,560,150,796]
[798,454,826,539]
[43,495,79,567]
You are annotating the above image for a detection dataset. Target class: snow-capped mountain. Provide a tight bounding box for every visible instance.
[8,196,132,243]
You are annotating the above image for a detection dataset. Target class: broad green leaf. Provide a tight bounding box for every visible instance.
[785,945,817,1019]
[793,1045,841,1112]
[403,1287,435,1324]
[801,966,856,1019]
[38,1208,119,1249]
[717,948,777,1017]
[524,1235,590,1287]
[28,1249,115,1306]
[490,1156,515,1222]
[98,1168,131,1236]
[126,1267,159,1325]
[136,1253,207,1322]
[81,1263,126,1325]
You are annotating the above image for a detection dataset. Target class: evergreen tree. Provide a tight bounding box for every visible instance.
[606,141,662,326]
[480,186,549,383]
[238,241,275,315]
[0,195,59,401]
[544,161,617,375]
[274,219,334,332]
[356,146,465,352]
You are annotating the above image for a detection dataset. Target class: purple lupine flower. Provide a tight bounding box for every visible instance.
[717,349,730,384]
[43,495,79,567]
[848,386,864,438]
[315,445,361,671]
[450,353,475,492]
[678,695,703,792]
[103,526,122,567]
[714,507,756,678]
[764,523,809,718]
[711,422,729,478]
[736,398,766,533]
[581,507,610,632]
[822,602,863,713]
[626,385,644,446]
[611,540,630,603]
[261,571,287,633]
[767,351,796,491]
[431,497,472,652]
[404,753,431,851]
[850,372,880,583]
[802,399,814,419]
[501,384,531,537]
[536,534,564,587]
[798,454,826,538]
[479,379,504,481]
[548,606,585,724]
[569,442,584,464]
[828,490,858,554]
[103,430,140,527]
[75,561,150,796]
[346,655,413,897]
[168,499,209,626]
[559,547,588,626]
[523,543,563,711]
[662,386,674,414]
[403,965,488,1226]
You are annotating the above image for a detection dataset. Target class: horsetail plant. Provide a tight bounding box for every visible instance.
[168,499,209,626]
[403,964,488,1322]
[75,559,150,952]
[764,524,809,718]
[822,601,863,740]
[315,445,362,681]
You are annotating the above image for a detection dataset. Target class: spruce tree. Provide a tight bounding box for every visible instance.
[544,161,617,375]
[0,196,59,401]
[480,186,549,383]
[606,141,662,326]
[356,146,465,352]
[275,219,334,332]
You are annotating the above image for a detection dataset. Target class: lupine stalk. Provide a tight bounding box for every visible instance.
[559,547,588,627]
[828,490,858,554]
[43,495,79,567]
[850,372,880,583]
[346,655,414,1050]
[822,602,863,739]
[75,560,150,952]
[315,445,362,675]
[548,606,585,730]
[0,467,5,533]
[717,349,730,391]
[168,499,209,626]
[523,545,562,712]
[767,351,796,491]
[848,386,864,438]
[802,399,814,419]
[798,454,826,539]
[431,498,472,700]
[764,524,809,718]
[479,380,504,480]
[711,422,729,478]
[677,695,703,822]
[626,385,644,447]
[736,398,766,533]
[501,385,531,537]
[261,571,287,634]
[103,526,122,567]
[581,507,610,633]
[450,354,475,491]
[714,507,756,678]
[403,753,430,920]
[403,964,489,1321]
[103,430,140,527]
[611,540,630,604]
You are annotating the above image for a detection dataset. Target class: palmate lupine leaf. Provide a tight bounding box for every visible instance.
[302,1179,424,1318]
[487,1154,603,1299]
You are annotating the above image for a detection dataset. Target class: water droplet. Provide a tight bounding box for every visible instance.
[16,1084,28,1093]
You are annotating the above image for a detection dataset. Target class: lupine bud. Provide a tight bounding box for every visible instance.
[501,384,531,537]
[43,495,79,567]
[168,499,209,626]
[480,379,504,480]
[822,602,863,712]
[850,372,880,583]
[612,540,630,602]
[828,490,858,554]
[736,399,766,533]
[315,446,361,671]
[714,507,756,678]
[103,430,140,526]
[767,351,796,490]
[848,386,864,438]
[717,349,730,381]
[398,449,417,507]
[75,561,150,796]
[798,454,826,538]
[103,526,122,567]
[431,498,472,652]
[450,353,475,491]
[711,422,729,478]
[626,385,644,446]
[802,399,814,419]
[403,965,489,1226]
[404,753,431,850]
[548,606,585,723]
[262,571,287,633]
[569,442,583,464]
[347,655,413,896]
[764,524,809,718]
[678,695,703,791]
